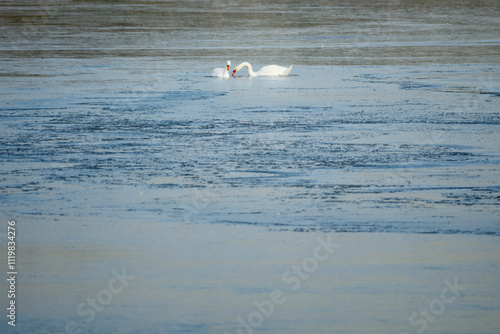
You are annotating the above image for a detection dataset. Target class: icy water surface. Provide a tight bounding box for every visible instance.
[1,0,500,235]
[1,1,500,333]
[3,63,500,235]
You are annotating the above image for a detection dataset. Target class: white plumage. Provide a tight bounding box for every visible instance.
[232,62,293,77]
[212,60,231,79]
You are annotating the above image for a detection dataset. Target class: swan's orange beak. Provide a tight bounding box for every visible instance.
[226,65,230,70]
[232,70,236,76]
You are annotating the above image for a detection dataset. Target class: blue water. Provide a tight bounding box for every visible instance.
[1,62,499,235]
[1,1,499,237]
[1,1,500,333]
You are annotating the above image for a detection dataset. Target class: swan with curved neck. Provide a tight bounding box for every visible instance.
[212,60,231,78]
[232,62,293,77]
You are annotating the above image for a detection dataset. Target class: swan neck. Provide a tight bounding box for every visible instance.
[242,62,256,76]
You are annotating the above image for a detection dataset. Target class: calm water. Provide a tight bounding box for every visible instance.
[1,0,499,235]
[1,0,500,333]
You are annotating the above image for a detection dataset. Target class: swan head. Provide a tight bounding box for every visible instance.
[226,60,231,70]
[231,63,242,76]
[231,62,251,76]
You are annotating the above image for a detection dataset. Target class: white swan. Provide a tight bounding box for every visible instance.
[232,62,293,77]
[211,60,231,79]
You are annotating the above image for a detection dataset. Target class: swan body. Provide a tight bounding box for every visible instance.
[232,62,293,77]
[212,60,231,78]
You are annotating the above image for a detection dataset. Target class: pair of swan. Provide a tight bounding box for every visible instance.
[212,60,293,78]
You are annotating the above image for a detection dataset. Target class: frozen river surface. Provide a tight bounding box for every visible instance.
[3,63,500,235]
[1,1,500,333]
[2,0,500,234]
